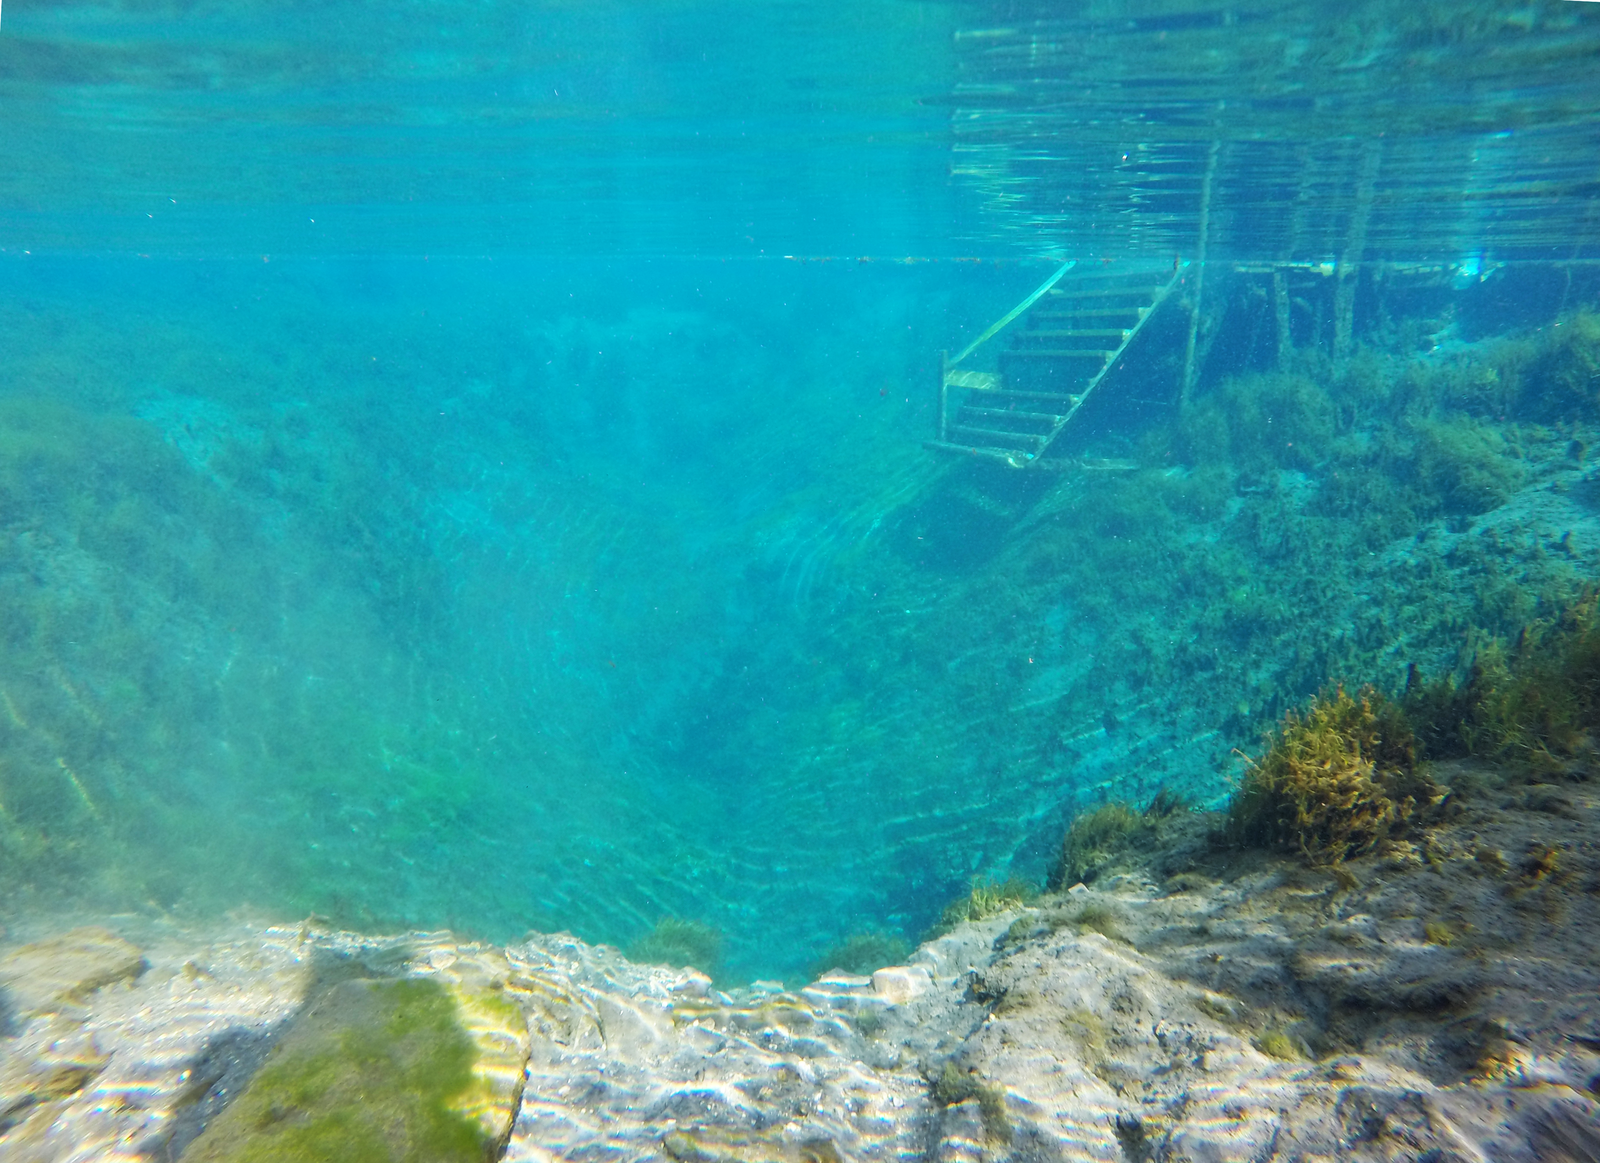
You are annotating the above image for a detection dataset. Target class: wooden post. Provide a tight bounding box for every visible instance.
[938,350,949,441]
[1278,144,1312,367]
[1334,140,1381,360]
[1273,268,1291,370]
[1180,139,1220,404]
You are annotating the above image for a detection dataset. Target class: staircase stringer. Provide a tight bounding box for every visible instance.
[1030,261,1188,460]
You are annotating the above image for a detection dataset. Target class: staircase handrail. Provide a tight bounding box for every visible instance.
[948,260,1077,366]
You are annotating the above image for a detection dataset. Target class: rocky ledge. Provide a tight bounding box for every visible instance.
[1,765,1597,1163]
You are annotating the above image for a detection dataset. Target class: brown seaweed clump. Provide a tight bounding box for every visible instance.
[1229,685,1439,864]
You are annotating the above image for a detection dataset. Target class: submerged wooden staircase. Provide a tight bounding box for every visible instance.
[930,260,1188,467]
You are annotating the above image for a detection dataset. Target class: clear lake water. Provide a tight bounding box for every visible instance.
[1,0,1598,980]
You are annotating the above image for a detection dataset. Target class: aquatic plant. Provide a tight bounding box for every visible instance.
[1404,588,1600,765]
[1143,786,1191,819]
[1052,802,1143,889]
[1194,995,1238,1026]
[1156,464,1233,523]
[1228,686,1439,864]
[1049,789,1189,889]
[1060,1006,1107,1047]
[1423,921,1457,946]
[1068,904,1127,943]
[628,917,724,976]
[1517,310,1600,422]
[1519,842,1563,885]
[1172,371,1337,477]
[1407,415,1523,516]
[1254,1028,1303,1061]
[927,878,1036,938]
[1473,845,1509,875]
[809,931,910,978]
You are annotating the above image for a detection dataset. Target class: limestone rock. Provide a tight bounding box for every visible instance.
[0,927,146,1018]
[410,935,533,1153]
[0,923,307,1161]
[168,930,533,1163]
[0,779,1595,1162]
[870,965,931,1005]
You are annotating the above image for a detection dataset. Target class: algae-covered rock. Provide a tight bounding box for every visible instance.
[425,944,532,1152]
[182,974,522,1163]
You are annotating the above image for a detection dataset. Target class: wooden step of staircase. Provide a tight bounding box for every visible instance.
[1030,306,1148,323]
[999,348,1116,362]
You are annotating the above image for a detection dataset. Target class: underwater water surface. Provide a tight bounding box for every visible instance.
[1,0,1599,980]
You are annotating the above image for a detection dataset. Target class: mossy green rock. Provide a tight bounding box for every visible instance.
[182,976,494,1163]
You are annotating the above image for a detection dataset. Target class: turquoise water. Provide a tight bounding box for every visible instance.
[2,0,1599,981]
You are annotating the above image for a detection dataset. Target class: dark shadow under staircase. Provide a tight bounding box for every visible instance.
[930,260,1188,467]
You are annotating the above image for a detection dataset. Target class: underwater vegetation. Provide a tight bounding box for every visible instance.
[1170,370,1338,478]
[627,917,724,978]
[0,327,532,926]
[1227,686,1440,864]
[1500,310,1600,423]
[928,1061,1011,1144]
[1218,584,1600,870]
[1052,803,1144,889]
[1253,1028,1305,1062]
[700,292,1600,950]
[1404,587,1600,768]
[0,263,1596,977]
[927,878,1036,940]
[0,264,968,979]
[1064,903,1126,944]
[809,931,911,978]
[1048,789,1189,889]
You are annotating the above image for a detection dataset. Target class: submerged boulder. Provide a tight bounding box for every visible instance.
[0,927,146,1018]
[182,940,530,1163]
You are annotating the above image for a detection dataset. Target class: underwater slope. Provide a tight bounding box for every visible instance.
[682,285,1600,972]
[1,255,1599,981]
[0,257,969,974]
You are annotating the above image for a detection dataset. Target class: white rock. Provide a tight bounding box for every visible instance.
[669,970,712,996]
[871,964,932,1005]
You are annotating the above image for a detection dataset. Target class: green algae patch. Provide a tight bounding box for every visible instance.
[628,916,724,977]
[809,930,911,979]
[929,1061,1012,1144]
[926,878,1036,939]
[183,977,492,1163]
[1048,790,1190,890]
[1053,802,1144,888]
[1405,587,1600,768]
[1254,1028,1304,1061]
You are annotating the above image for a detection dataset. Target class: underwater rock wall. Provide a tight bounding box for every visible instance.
[1,761,1596,1161]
